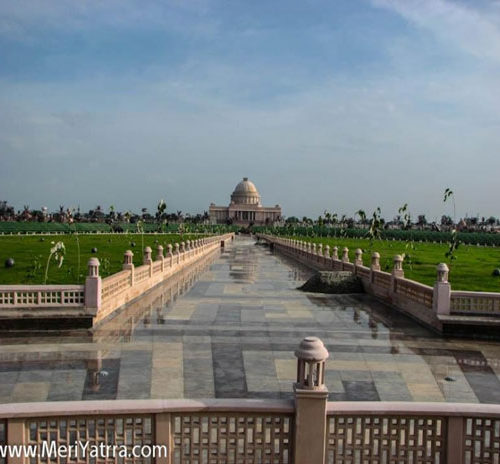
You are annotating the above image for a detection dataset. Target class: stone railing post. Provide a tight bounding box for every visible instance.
[446,416,465,464]
[324,245,330,258]
[354,248,363,267]
[332,246,338,260]
[166,244,173,267]
[156,245,164,272]
[433,263,451,315]
[7,418,26,464]
[144,246,153,277]
[174,243,180,264]
[392,255,404,277]
[155,412,172,464]
[391,254,404,294]
[294,337,329,464]
[85,257,101,313]
[143,246,152,265]
[186,240,191,258]
[180,242,186,262]
[123,250,135,285]
[371,252,380,271]
[370,252,380,283]
[341,247,349,263]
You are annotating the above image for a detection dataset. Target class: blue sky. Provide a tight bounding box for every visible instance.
[1,0,499,221]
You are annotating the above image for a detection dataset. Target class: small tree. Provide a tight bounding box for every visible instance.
[156,199,167,232]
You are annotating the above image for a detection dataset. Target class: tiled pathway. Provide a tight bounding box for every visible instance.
[2,236,500,403]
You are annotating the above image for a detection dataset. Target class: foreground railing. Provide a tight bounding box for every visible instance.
[1,337,499,464]
[2,399,500,464]
[325,402,500,464]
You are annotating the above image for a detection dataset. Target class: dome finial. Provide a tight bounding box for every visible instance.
[243,177,248,181]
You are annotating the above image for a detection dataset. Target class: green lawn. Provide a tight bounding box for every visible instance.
[0,233,206,285]
[290,236,500,292]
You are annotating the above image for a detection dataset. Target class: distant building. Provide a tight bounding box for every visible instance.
[209,178,282,226]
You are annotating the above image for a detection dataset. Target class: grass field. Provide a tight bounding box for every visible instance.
[0,233,205,285]
[291,236,500,292]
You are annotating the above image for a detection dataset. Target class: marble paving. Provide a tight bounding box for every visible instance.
[2,236,500,403]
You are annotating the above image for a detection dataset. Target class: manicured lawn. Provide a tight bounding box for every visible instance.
[0,233,206,285]
[290,236,500,292]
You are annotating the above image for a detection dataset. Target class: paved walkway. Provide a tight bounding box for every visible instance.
[2,236,500,403]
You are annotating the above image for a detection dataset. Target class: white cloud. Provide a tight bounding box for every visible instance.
[371,0,500,64]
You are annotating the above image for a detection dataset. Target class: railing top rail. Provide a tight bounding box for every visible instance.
[102,270,130,284]
[0,285,84,291]
[0,399,295,419]
[134,264,150,272]
[451,290,500,298]
[326,401,500,417]
[372,269,391,278]
[395,277,434,292]
[4,399,500,419]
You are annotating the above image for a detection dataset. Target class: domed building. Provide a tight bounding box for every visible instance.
[209,178,282,226]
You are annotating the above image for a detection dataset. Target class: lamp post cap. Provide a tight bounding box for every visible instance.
[294,337,329,362]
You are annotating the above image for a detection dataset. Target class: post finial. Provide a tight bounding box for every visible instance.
[295,337,329,391]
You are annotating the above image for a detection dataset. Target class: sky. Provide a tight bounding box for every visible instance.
[0,0,499,222]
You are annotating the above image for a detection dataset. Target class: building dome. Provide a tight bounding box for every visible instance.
[230,178,261,205]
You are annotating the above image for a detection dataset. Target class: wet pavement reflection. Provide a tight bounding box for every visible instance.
[2,236,500,403]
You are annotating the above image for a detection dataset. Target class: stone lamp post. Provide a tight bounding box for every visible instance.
[371,252,380,271]
[354,248,363,267]
[85,257,101,313]
[143,246,153,265]
[434,263,451,315]
[294,337,329,464]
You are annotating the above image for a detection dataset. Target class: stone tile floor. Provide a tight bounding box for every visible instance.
[2,236,500,403]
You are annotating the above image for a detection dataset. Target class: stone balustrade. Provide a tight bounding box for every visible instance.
[0,233,234,327]
[258,234,500,334]
[0,336,498,464]
[0,285,85,308]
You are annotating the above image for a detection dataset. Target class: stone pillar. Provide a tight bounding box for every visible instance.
[317,243,323,257]
[85,257,101,313]
[180,242,186,261]
[123,250,135,285]
[143,246,152,265]
[371,252,380,271]
[186,240,191,257]
[294,337,329,464]
[391,254,404,294]
[312,243,317,257]
[332,246,339,260]
[156,245,164,272]
[341,247,349,263]
[174,243,180,264]
[143,246,152,276]
[354,248,363,267]
[324,245,330,258]
[433,263,451,315]
[166,244,173,267]
[392,255,404,279]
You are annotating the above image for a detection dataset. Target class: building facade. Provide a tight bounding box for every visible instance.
[209,178,282,226]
